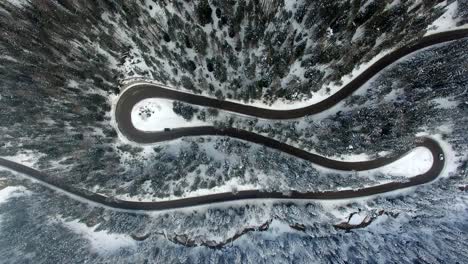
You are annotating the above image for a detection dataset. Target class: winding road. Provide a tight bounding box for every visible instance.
[2,29,467,211]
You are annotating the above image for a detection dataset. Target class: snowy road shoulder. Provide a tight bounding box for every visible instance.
[313,146,434,181]
[367,146,434,178]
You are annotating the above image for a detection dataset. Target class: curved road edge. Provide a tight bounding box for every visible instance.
[0,137,444,211]
[1,30,462,211]
[116,29,468,120]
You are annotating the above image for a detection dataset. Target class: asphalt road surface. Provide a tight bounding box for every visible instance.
[0,137,444,210]
[2,29,466,210]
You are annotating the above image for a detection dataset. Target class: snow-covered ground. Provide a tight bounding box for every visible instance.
[331,152,373,162]
[374,147,433,176]
[348,213,368,225]
[131,98,208,131]
[0,184,31,227]
[53,217,136,254]
[8,0,30,8]
[426,1,468,35]
[1,150,44,168]
[115,177,260,202]
[0,185,31,205]
[416,133,462,178]
[431,97,460,109]
[331,147,433,177]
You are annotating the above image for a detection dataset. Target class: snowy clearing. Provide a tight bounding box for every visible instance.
[348,213,367,225]
[425,1,468,35]
[1,150,44,168]
[8,0,29,8]
[55,217,136,254]
[416,132,462,178]
[368,147,433,177]
[0,186,31,204]
[431,97,459,109]
[131,98,209,131]
[115,145,435,202]
[324,146,433,178]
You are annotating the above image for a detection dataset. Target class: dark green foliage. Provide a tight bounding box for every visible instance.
[195,0,212,25]
[172,101,199,121]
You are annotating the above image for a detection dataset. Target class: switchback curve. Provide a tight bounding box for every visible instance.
[0,137,444,210]
[116,29,468,123]
[1,30,464,211]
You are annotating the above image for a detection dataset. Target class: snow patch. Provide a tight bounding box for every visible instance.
[0,186,31,204]
[359,0,375,13]
[352,25,366,42]
[0,55,18,63]
[67,80,79,88]
[56,217,136,254]
[374,147,433,177]
[317,146,434,180]
[426,1,466,35]
[385,0,401,10]
[435,123,453,134]
[8,0,29,7]
[348,213,367,225]
[1,150,44,168]
[131,98,209,131]
[431,97,459,109]
[332,152,371,162]
[415,133,462,178]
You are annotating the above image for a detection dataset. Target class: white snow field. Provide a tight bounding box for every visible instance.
[426,1,468,35]
[1,150,44,168]
[131,98,209,131]
[376,147,433,176]
[56,217,136,254]
[313,146,434,185]
[348,213,368,225]
[0,185,31,205]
